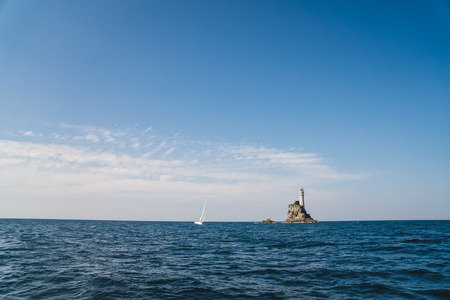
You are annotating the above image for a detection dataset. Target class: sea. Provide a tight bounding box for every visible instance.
[0,219,449,299]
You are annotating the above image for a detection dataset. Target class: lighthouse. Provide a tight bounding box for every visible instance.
[285,187,318,223]
[299,187,305,208]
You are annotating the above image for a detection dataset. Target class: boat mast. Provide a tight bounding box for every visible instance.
[200,202,207,222]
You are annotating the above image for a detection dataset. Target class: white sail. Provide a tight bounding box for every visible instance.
[194,201,207,225]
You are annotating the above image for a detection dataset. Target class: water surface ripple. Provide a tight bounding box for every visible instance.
[1,220,449,299]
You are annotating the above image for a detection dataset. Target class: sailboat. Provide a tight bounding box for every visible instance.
[194,201,207,225]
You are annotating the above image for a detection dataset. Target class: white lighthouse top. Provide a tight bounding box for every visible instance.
[299,187,305,207]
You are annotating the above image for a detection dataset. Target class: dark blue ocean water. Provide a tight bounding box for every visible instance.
[0,219,449,299]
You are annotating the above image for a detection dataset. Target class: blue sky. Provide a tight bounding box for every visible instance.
[1,0,449,221]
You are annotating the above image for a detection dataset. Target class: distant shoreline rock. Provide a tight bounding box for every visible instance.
[260,218,275,224]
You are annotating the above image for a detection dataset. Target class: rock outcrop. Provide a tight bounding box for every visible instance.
[284,201,318,223]
[284,188,318,223]
[260,218,275,224]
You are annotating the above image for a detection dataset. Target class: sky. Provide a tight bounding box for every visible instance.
[0,0,449,221]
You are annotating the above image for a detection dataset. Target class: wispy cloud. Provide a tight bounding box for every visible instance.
[2,122,367,184]
[0,123,366,220]
[19,130,41,137]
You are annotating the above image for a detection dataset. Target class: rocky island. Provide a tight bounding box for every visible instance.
[284,188,318,223]
[260,218,275,224]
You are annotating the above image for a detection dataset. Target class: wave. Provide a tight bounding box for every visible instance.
[0,219,448,299]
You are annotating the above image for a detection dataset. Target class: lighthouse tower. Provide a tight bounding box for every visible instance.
[285,187,318,223]
[299,187,305,208]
